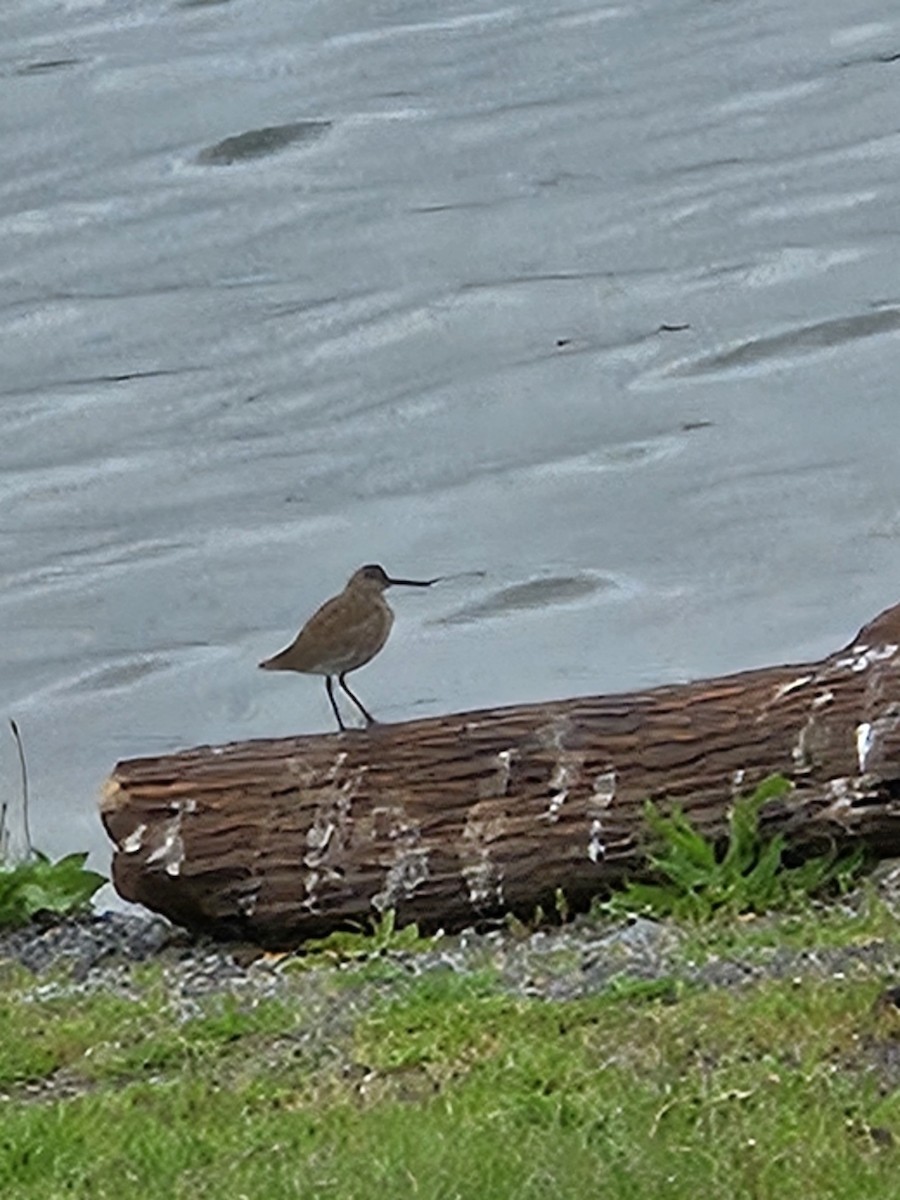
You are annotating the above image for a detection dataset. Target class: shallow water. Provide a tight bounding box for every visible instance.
[3,0,900,872]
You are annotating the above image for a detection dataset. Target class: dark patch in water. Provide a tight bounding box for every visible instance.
[675,308,900,376]
[436,574,612,625]
[17,59,81,75]
[197,121,331,166]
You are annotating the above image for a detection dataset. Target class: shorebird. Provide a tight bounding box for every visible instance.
[259,563,439,730]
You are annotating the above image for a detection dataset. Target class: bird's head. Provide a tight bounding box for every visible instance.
[348,564,440,591]
[348,564,391,591]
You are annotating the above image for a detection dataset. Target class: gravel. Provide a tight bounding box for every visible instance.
[2,885,899,1012]
[0,911,175,979]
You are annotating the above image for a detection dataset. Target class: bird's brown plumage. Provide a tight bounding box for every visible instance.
[259,585,393,676]
[259,563,439,730]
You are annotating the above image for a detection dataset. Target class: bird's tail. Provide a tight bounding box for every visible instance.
[259,648,289,670]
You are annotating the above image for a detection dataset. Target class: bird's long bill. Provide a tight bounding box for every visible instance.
[386,575,442,587]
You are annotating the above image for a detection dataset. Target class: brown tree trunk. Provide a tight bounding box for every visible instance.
[100,601,900,946]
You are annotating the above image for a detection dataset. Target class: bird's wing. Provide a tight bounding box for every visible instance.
[276,595,393,673]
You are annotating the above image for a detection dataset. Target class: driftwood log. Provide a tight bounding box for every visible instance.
[101,601,900,946]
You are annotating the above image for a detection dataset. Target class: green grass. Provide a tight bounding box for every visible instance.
[0,974,306,1089]
[675,885,899,966]
[1,924,899,1200]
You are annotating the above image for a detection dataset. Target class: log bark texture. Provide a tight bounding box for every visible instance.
[101,602,900,946]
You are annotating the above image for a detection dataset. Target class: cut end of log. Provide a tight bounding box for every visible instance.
[100,777,124,815]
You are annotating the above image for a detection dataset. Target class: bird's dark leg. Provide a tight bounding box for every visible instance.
[338,673,376,726]
[325,676,346,731]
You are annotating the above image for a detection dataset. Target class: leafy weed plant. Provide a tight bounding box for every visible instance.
[283,908,440,972]
[0,852,105,928]
[603,775,864,921]
[1,720,105,928]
